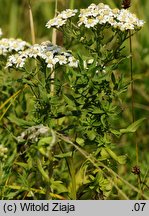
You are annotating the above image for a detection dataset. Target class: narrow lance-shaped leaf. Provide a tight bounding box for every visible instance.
[120,118,146,134]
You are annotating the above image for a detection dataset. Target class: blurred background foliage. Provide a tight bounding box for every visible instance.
[0,0,149,198]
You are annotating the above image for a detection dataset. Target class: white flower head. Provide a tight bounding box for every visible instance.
[0,38,30,56]
[55,54,67,65]
[5,39,78,69]
[59,9,78,19]
[27,44,43,58]
[45,56,59,68]
[115,9,145,30]
[78,3,145,31]
[84,17,99,28]
[6,54,27,68]
[46,9,78,29]
[46,17,67,29]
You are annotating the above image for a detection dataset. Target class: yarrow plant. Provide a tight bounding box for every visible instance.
[0,2,147,200]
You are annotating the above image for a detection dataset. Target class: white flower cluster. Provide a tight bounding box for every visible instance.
[46,9,78,29]
[0,144,8,161]
[0,38,30,56]
[78,3,144,31]
[17,124,50,143]
[0,28,2,37]
[6,41,78,69]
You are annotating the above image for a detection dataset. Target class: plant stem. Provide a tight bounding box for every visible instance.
[28,1,35,44]
[9,0,18,37]
[58,143,76,199]
[68,157,76,200]
[69,0,75,9]
[36,157,52,199]
[129,30,135,123]
[129,30,143,198]
[51,0,58,95]
[129,30,139,166]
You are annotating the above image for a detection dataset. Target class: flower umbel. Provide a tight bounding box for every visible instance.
[6,41,78,69]
[78,3,144,30]
[46,9,78,29]
[0,38,30,56]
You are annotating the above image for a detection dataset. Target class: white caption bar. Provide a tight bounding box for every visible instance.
[0,200,148,216]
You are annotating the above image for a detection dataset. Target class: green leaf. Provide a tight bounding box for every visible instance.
[38,137,53,146]
[120,118,146,134]
[100,148,110,159]
[22,78,35,86]
[87,130,96,141]
[110,129,121,137]
[14,162,29,169]
[105,147,126,164]
[76,137,85,146]
[54,152,72,158]
[92,108,104,114]
[117,155,127,165]
[63,94,76,107]
[50,180,68,193]
[8,114,34,127]
[111,72,116,85]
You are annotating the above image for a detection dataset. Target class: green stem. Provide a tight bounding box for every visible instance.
[37,158,49,182]
[28,1,36,44]
[129,30,139,167]
[69,0,75,9]
[68,157,76,200]
[9,0,18,37]
[129,30,135,124]
[36,157,52,199]
[58,143,76,200]
[51,0,58,95]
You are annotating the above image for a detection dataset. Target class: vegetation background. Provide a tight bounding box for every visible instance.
[0,0,149,199]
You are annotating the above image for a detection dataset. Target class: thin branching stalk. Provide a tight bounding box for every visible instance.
[5,185,65,200]
[129,30,140,167]
[129,30,143,197]
[0,103,12,121]
[129,30,135,124]
[0,85,27,120]
[129,30,143,198]
[50,0,58,95]
[0,86,26,110]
